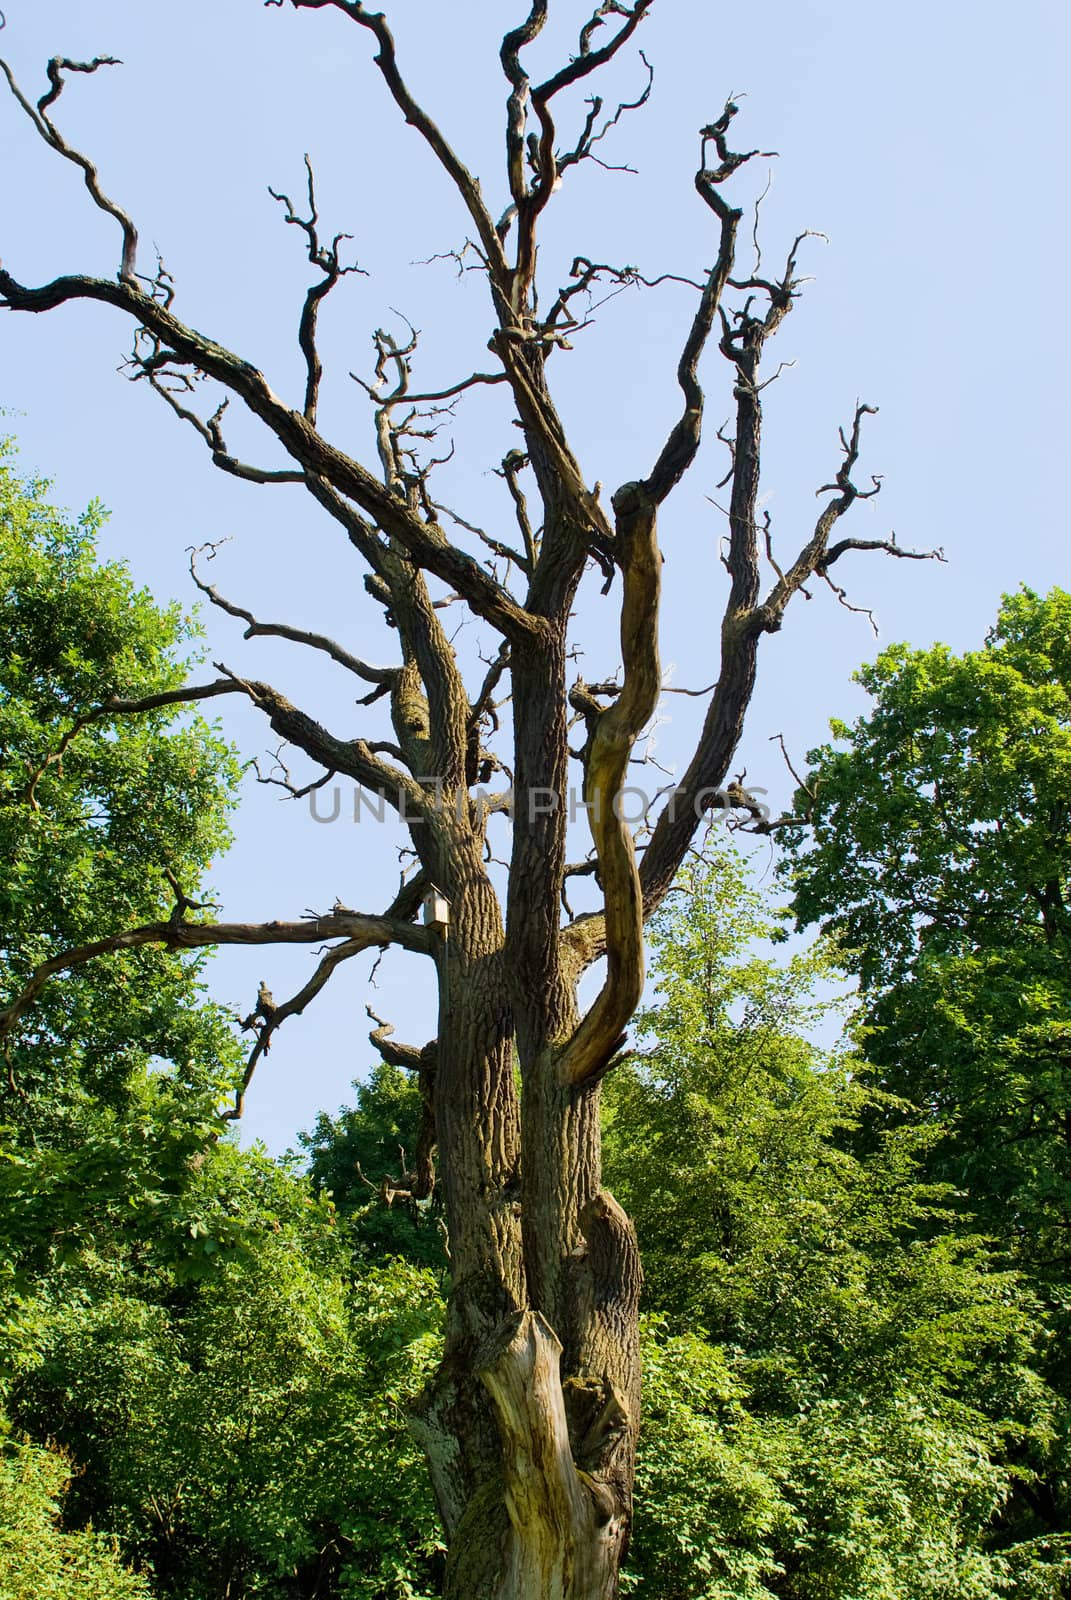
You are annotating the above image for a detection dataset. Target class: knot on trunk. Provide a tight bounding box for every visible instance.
[578,1188,643,1325]
[564,1375,630,1476]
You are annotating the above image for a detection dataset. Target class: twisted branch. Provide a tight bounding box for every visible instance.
[558,480,661,1086]
[0,53,138,282]
[268,153,366,422]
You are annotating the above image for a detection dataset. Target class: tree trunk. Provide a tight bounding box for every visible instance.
[477,1310,633,1600]
[405,821,641,1598]
[432,1254,642,1600]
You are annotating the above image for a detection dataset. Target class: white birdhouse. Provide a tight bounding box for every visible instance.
[422,886,450,936]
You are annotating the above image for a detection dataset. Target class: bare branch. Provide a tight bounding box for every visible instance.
[0,54,138,283]
[0,265,538,640]
[271,0,511,302]
[562,856,599,920]
[645,102,764,504]
[366,1004,427,1071]
[567,278,888,973]
[253,747,338,800]
[436,502,531,579]
[496,449,539,572]
[813,527,945,636]
[662,679,717,698]
[268,153,366,422]
[820,530,946,573]
[719,732,821,838]
[211,660,426,809]
[759,402,883,618]
[384,869,429,926]
[536,2,653,102]
[559,481,662,1087]
[501,2,551,223]
[499,3,653,302]
[127,364,307,485]
[469,642,511,732]
[31,654,408,810]
[23,678,248,811]
[188,540,396,695]
[363,1006,438,1199]
[770,731,811,799]
[228,936,372,1118]
[392,370,508,406]
[162,867,218,925]
[541,257,637,340]
[0,910,432,1046]
[555,51,654,180]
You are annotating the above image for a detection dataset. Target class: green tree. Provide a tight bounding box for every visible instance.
[11,1145,446,1600]
[300,1063,446,1271]
[780,588,1071,1532]
[0,1425,151,1600]
[606,851,1068,1598]
[0,439,246,1282]
[0,444,447,1600]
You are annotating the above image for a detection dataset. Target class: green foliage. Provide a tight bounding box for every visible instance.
[0,441,450,1600]
[781,588,1071,1535]
[0,437,241,1003]
[786,586,1071,994]
[611,852,1068,1599]
[300,1064,446,1271]
[603,849,856,1327]
[631,1319,1071,1600]
[0,440,246,1291]
[780,587,1071,1251]
[0,1424,151,1600]
[11,1148,445,1600]
[627,1323,789,1600]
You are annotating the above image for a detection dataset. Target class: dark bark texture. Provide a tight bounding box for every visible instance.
[0,8,937,1594]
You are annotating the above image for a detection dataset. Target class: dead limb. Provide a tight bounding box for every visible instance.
[0,911,431,1045]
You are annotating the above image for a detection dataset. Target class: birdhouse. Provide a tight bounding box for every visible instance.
[422,885,450,936]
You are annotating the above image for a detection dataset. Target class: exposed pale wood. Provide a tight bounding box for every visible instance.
[479,1311,628,1600]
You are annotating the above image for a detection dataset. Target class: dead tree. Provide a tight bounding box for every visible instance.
[0,7,937,1595]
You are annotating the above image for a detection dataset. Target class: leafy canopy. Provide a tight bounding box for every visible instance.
[780,587,1071,1557]
[0,442,247,1294]
[605,850,1066,1599]
[781,589,1071,1292]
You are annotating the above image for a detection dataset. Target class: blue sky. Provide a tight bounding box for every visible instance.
[1,1,1067,1151]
